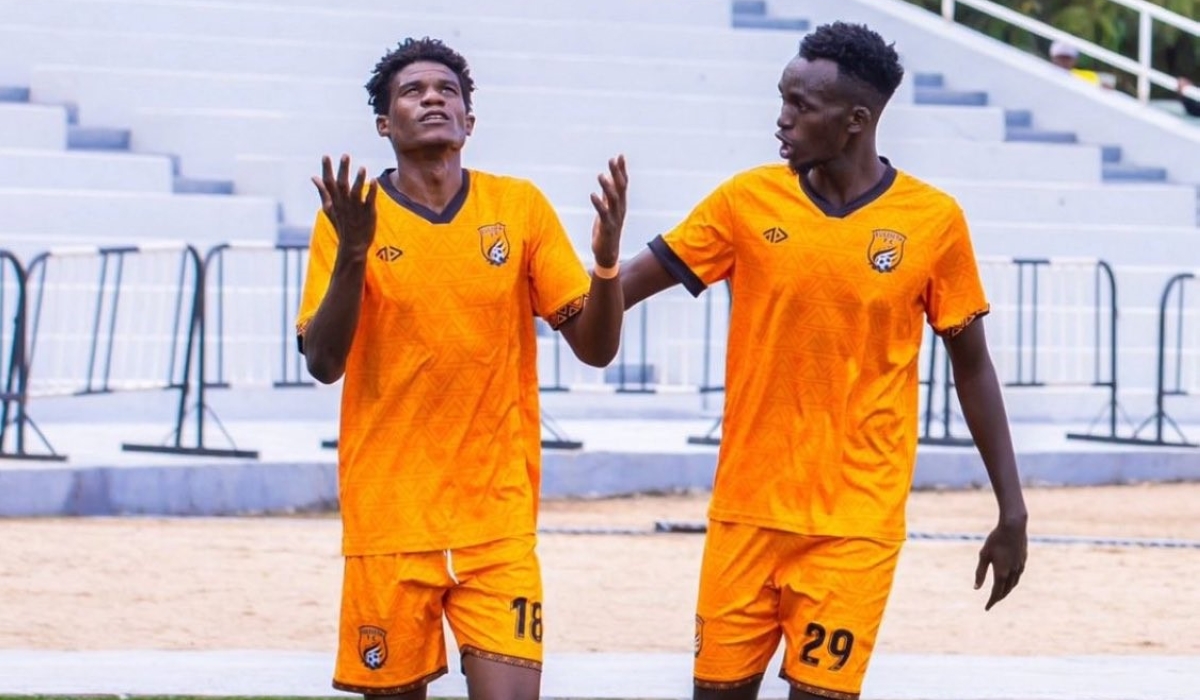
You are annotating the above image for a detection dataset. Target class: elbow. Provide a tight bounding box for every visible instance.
[581,347,618,369]
[305,353,345,385]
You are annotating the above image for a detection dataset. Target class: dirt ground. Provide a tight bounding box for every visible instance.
[0,483,1197,656]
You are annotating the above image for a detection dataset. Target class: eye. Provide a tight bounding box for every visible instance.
[441,85,458,95]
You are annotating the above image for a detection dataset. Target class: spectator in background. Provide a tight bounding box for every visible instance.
[1177,76,1200,117]
[1049,40,1114,89]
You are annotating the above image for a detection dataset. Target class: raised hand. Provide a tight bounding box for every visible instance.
[974,521,1027,611]
[312,154,379,258]
[590,155,628,269]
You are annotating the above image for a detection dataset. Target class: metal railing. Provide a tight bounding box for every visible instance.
[920,256,1126,445]
[0,250,62,461]
[939,0,1200,104]
[1122,271,1200,446]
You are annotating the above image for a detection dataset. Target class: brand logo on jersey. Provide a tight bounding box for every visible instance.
[479,223,510,266]
[762,227,789,244]
[375,246,404,262]
[358,626,388,670]
[694,615,704,657]
[867,229,906,273]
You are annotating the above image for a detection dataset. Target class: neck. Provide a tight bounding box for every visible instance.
[804,140,886,208]
[392,150,464,213]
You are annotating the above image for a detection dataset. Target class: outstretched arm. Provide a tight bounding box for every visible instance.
[943,318,1028,610]
[560,156,628,367]
[302,155,379,384]
[619,249,680,310]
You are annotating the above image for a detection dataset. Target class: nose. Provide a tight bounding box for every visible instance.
[420,86,445,105]
[776,104,793,130]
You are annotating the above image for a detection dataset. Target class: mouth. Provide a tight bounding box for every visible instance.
[419,111,450,124]
[776,132,793,159]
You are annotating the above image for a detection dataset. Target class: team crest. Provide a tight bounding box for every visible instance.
[694,615,704,657]
[358,625,388,670]
[479,223,510,266]
[867,229,906,273]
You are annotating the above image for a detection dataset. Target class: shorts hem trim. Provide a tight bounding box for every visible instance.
[332,667,448,695]
[461,645,543,672]
[779,671,860,700]
[694,673,764,690]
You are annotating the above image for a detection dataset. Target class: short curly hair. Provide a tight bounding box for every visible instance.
[799,22,904,103]
[365,37,476,115]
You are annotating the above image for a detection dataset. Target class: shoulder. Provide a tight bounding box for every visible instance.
[890,169,965,222]
[727,163,794,189]
[466,169,543,200]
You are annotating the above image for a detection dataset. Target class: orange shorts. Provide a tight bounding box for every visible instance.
[694,521,902,700]
[332,534,543,695]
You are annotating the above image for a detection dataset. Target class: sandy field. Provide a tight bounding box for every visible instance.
[0,483,1198,656]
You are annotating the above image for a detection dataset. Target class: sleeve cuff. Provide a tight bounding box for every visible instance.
[934,306,990,337]
[648,235,707,297]
[545,293,589,331]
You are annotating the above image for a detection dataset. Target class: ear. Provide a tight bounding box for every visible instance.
[466,112,476,136]
[847,104,873,135]
[376,114,389,138]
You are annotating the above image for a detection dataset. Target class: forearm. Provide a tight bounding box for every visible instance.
[303,250,368,383]
[954,361,1028,527]
[566,273,624,367]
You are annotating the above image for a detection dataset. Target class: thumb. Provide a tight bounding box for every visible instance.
[974,549,989,590]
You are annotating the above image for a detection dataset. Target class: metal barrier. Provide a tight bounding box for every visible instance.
[536,284,731,394]
[9,244,203,459]
[0,250,63,460]
[137,241,314,459]
[1122,271,1200,447]
[920,257,1126,445]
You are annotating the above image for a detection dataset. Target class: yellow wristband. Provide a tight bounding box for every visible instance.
[594,261,620,279]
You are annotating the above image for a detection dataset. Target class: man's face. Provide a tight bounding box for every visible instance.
[775,57,856,174]
[1051,55,1076,70]
[376,60,474,154]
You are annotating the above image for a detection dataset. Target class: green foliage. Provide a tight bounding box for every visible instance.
[898,0,1197,95]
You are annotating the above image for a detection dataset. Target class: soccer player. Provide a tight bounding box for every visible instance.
[619,22,1028,700]
[296,38,627,700]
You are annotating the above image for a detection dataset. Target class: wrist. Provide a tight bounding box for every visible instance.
[593,260,620,279]
[999,509,1028,530]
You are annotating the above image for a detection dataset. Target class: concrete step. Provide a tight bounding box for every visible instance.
[66,125,130,151]
[128,104,1007,180]
[913,72,944,89]
[1004,109,1032,128]
[0,102,66,149]
[1005,126,1078,143]
[730,14,809,31]
[3,1,802,62]
[0,85,30,102]
[914,88,988,107]
[1102,163,1168,182]
[0,26,784,93]
[0,148,173,192]
[0,188,278,243]
[172,177,235,195]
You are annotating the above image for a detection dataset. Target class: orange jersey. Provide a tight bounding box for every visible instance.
[297,169,590,555]
[652,163,988,540]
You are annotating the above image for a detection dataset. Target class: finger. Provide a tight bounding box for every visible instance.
[336,154,351,194]
[974,550,988,590]
[985,571,1006,611]
[364,179,379,208]
[311,176,333,212]
[321,155,335,189]
[597,172,620,208]
[590,192,609,221]
[351,166,367,202]
[611,154,629,191]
